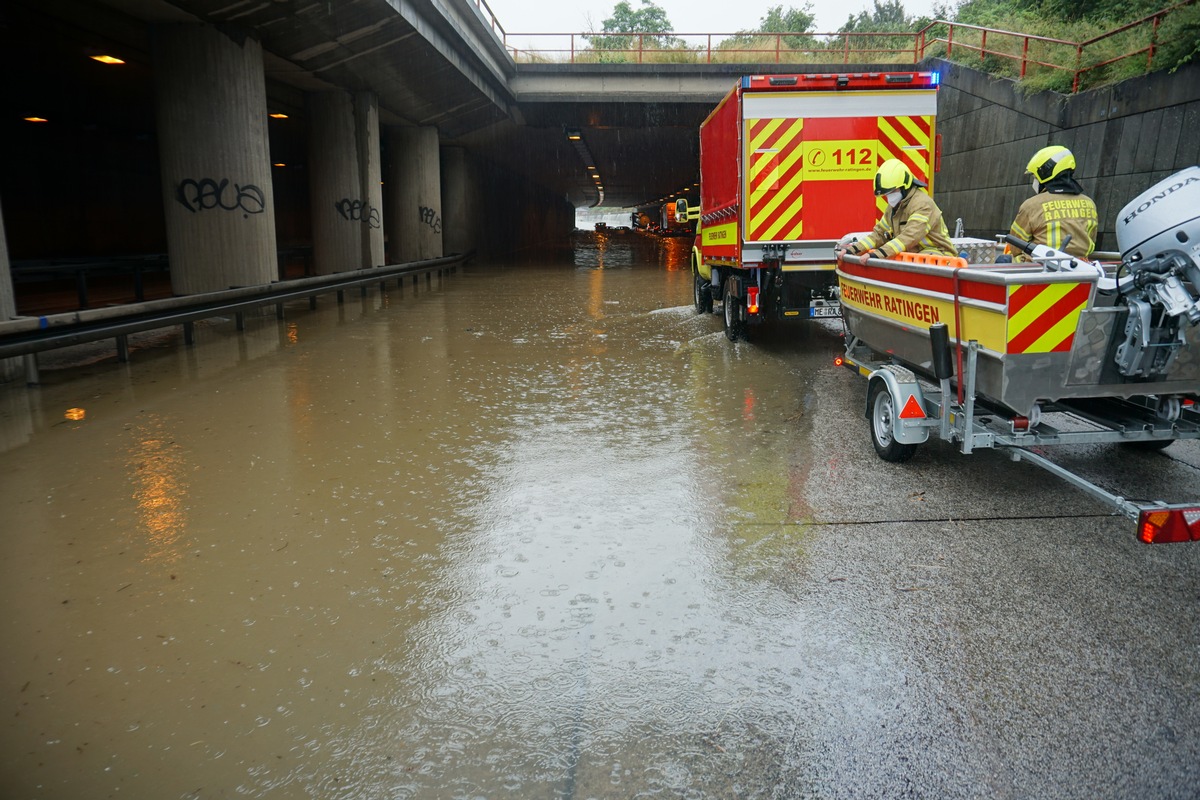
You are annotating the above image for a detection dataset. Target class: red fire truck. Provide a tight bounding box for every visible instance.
[680,71,941,341]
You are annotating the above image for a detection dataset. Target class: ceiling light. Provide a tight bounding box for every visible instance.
[269,113,289,119]
[273,162,286,167]
[24,117,47,123]
[90,55,124,65]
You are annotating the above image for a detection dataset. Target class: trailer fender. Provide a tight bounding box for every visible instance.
[865,366,929,445]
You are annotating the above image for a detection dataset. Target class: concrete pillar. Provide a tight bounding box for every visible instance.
[440,146,475,256]
[386,127,442,263]
[308,91,383,274]
[308,91,359,275]
[354,92,386,269]
[153,24,277,294]
[0,196,20,383]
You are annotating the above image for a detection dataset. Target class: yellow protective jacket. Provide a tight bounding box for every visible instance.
[856,189,955,258]
[1009,191,1098,261]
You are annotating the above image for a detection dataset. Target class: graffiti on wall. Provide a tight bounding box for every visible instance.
[419,206,442,235]
[176,178,265,217]
[335,199,381,229]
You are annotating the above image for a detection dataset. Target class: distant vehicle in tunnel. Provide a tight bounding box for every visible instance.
[658,201,694,237]
[686,71,941,342]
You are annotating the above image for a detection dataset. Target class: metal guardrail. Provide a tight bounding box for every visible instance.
[12,255,171,309]
[1,254,466,384]
[501,0,1194,92]
[919,1,1192,92]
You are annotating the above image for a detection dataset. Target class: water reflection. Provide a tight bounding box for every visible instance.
[0,232,884,799]
[271,236,859,798]
[126,414,188,564]
[572,228,690,271]
[658,235,692,271]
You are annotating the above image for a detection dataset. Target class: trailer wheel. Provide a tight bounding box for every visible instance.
[693,271,713,314]
[869,381,917,463]
[723,280,743,342]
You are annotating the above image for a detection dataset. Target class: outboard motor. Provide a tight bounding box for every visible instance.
[1111,166,1200,378]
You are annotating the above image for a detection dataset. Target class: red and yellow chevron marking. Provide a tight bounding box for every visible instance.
[866,115,933,216]
[746,117,805,242]
[876,115,933,187]
[1006,282,1092,353]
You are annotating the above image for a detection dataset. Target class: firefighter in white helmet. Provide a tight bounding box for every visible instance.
[1007,145,1098,261]
[844,159,955,259]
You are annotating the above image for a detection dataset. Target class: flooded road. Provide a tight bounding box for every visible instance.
[3,230,1200,799]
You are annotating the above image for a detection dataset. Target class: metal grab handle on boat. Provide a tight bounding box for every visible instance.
[1003,233,1035,255]
[834,245,870,265]
[1005,232,1072,254]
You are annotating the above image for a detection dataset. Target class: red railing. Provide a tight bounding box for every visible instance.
[919,2,1188,92]
[499,0,1194,93]
[503,31,921,66]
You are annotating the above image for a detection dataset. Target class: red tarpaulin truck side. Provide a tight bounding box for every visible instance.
[680,71,941,341]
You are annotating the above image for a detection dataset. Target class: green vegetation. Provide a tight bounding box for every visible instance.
[551,0,1199,92]
[583,0,689,62]
[944,0,1200,92]
[720,5,819,53]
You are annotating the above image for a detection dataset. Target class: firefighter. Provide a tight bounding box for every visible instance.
[1008,145,1098,261]
[843,159,955,259]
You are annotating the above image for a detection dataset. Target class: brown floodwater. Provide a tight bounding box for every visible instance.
[0,231,853,798]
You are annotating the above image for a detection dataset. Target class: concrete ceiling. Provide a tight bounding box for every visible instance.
[3,0,770,210]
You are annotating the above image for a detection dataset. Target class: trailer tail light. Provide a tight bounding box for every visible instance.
[833,356,844,367]
[747,286,760,315]
[899,395,925,419]
[1138,507,1200,543]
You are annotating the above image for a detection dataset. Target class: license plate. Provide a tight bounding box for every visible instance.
[810,305,841,318]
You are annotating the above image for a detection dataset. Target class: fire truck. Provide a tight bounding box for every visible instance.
[679,71,941,341]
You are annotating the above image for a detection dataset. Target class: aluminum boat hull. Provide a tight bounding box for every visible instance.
[837,254,1200,416]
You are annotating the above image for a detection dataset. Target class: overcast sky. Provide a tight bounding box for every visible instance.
[481,0,946,41]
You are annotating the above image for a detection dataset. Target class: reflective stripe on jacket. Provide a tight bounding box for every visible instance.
[1009,191,1097,261]
[856,190,955,257]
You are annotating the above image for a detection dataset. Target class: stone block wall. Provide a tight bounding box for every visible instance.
[931,57,1200,252]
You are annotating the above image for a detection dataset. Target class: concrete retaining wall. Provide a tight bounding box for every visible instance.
[932,57,1200,251]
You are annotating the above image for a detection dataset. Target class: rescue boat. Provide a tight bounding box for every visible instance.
[835,167,1200,420]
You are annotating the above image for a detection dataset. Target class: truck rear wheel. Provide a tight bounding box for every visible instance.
[869,381,917,463]
[693,271,713,314]
[723,280,743,342]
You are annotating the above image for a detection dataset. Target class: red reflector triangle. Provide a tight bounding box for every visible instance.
[899,394,925,419]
